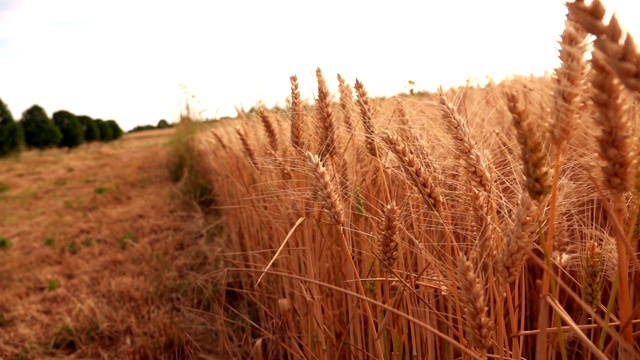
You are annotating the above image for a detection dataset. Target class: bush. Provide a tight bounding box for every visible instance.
[0,98,23,157]
[157,119,170,129]
[95,119,113,142]
[21,105,61,150]
[53,110,84,149]
[77,115,101,142]
[106,120,123,139]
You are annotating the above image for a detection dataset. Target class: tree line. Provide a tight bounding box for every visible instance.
[128,119,172,133]
[0,98,124,157]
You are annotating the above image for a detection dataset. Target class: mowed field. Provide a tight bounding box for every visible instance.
[0,128,219,359]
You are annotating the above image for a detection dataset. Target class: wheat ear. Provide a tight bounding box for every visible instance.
[568,0,640,93]
[381,130,444,213]
[316,68,339,161]
[210,130,228,151]
[582,240,604,310]
[304,152,345,228]
[470,187,497,266]
[438,92,492,195]
[378,202,400,273]
[550,13,589,150]
[498,191,538,284]
[590,51,634,194]
[259,107,280,154]
[354,79,379,158]
[236,126,258,168]
[456,254,493,354]
[289,75,307,151]
[504,91,552,202]
[337,74,356,133]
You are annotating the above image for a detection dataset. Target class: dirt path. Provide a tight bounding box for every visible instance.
[0,130,218,359]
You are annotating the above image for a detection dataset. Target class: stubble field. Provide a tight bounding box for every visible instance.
[0,128,220,359]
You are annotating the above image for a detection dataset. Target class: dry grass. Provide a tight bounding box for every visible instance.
[189,1,640,358]
[0,129,221,359]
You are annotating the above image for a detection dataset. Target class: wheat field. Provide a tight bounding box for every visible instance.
[195,1,640,358]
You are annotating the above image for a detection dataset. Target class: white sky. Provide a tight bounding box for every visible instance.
[0,0,639,131]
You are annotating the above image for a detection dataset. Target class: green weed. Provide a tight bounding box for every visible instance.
[118,232,138,250]
[64,242,78,254]
[47,279,60,291]
[94,187,110,194]
[82,237,93,247]
[0,238,12,249]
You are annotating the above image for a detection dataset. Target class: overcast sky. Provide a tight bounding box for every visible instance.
[0,1,639,131]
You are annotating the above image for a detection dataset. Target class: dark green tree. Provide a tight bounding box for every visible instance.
[53,110,84,149]
[77,115,101,142]
[106,120,123,139]
[21,105,61,149]
[157,119,170,129]
[0,98,23,157]
[95,119,113,142]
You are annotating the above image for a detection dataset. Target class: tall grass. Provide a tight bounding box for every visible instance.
[168,117,213,206]
[196,2,640,358]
